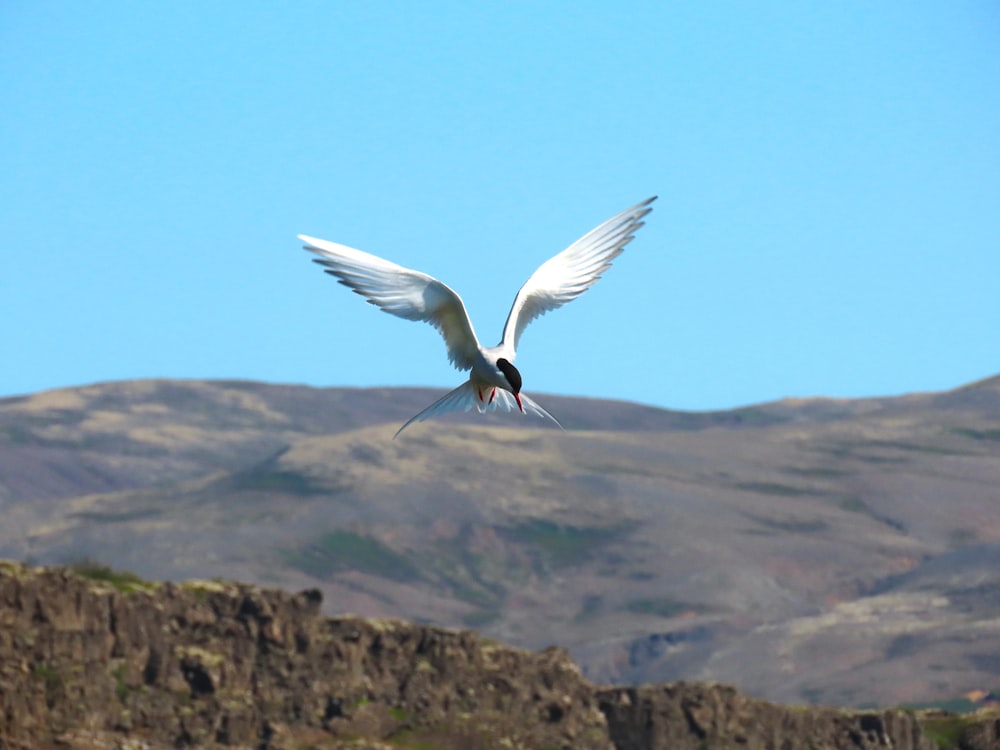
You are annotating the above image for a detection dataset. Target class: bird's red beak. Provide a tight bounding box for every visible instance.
[514,392,524,414]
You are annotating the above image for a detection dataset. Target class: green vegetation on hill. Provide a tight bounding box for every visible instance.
[501,519,634,568]
[281,530,422,582]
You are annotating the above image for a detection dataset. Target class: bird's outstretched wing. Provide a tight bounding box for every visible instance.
[394,381,564,438]
[300,235,480,370]
[500,197,656,353]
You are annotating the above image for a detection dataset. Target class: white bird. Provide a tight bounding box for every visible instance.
[299,196,656,438]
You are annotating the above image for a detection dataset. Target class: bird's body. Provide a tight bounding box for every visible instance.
[299,196,656,437]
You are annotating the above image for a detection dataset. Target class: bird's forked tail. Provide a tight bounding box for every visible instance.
[394,381,564,438]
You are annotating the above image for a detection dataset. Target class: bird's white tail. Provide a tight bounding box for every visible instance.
[394,381,564,438]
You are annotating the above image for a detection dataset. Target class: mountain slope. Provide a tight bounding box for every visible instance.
[1,376,999,706]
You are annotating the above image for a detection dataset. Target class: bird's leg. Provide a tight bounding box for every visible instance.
[489,388,496,404]
[476,386,484,402]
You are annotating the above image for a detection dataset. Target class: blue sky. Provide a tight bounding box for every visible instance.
[2,2,998,411]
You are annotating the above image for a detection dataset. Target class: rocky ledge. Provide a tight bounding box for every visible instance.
[0,561,994,749]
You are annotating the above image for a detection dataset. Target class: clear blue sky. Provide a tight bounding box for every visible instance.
[2,2,998,411]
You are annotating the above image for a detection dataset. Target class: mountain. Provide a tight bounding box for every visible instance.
[1,375,999,707]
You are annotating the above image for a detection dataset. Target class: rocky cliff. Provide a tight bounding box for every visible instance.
[4,562,995,750]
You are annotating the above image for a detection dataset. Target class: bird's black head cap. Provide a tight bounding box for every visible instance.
[496,358,522,394]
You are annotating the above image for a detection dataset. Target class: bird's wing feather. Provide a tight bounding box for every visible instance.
[501,197,656,353]
[394,381,564,438]
[300,235,480,370]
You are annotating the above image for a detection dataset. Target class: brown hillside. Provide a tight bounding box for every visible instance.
[1,377,999,707]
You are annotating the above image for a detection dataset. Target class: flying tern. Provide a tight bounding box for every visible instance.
[299,196,656,438]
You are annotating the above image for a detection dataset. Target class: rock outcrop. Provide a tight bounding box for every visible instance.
[0,561,987,749]
[598,684,936,750]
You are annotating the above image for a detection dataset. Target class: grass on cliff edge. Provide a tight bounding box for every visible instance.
[70,559,158,593]
[919,712,985,750]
